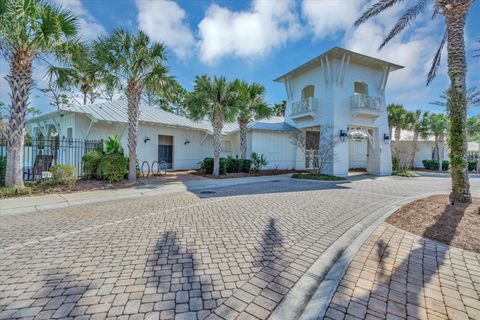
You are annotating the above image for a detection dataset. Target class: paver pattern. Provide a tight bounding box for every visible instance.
[0,176,478,320]
[326,223,480,320]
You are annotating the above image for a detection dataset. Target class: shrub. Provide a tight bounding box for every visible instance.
[105,135,123,154]
[82,151,103,179]
[392,156,400,172]
[226,156,239,173]
[0,156,6,186]
[291,173,345,181]
[0,186,33,198]
[199,157,231,175]
[48,165,77,186]
[238,159,251,173]
[100,153,128,182]
[468,161,477,171]
[250,152,268,173]
[422,160,449,171]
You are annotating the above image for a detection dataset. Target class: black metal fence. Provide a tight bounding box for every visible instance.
[0,137,103,182]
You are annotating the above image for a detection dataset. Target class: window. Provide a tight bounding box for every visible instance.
[301,85,315,100]
[67,128,73,145]
[222,140,233,152]
[354,81,368,95]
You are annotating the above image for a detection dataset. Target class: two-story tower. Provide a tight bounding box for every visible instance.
[275,47,404,177]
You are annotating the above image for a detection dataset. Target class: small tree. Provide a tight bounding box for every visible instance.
[185,75,238,177]
[290,126,337,174]
[406,110,430,169]
[428,113,449,171]
[387,103,408,159]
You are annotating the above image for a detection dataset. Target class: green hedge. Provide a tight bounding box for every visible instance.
[0,156,6,186]
[82,151,103,179]
[422,160,450,171]
[100,153,129,182]
[200,157,251,175]
[49,165,77,186]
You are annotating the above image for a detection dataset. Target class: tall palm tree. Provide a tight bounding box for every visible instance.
[431,86,480,108]
[273,100,287,117]
[92,29,175,182]
[407,110,430,168]
[234,80,271,159]
[47,44,108,106]
[185,75,238,176]
[356,0,474,203]
[0,0,80,187]
[387,103,407,158]
[429,113,449,171]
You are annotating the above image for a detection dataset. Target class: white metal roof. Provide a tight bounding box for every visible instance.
[28,100,297,135]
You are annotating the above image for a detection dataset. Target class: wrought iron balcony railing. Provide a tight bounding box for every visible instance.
[350,93,382,111]
[291,97,319,115]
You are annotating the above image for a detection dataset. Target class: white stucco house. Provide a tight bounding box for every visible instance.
[26,47,406,177]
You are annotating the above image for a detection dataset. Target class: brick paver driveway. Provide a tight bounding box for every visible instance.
[0,176,478,320]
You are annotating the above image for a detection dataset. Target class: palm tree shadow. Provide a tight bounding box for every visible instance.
[332,201,468,319]
[253,218,283,268]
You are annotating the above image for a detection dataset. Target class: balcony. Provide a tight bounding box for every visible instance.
[291,97,318,121]
[350,94,383,119]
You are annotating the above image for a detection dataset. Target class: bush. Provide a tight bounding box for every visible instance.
[250,152,268,173]
[468,161,477,171]
[422,160,449,171]
[0,156,6,186]
[49,165,77,186]
[238,159,251,173]
[82,151,103,179]
[392,156,400,172]
[291,173,345,181]
[100,153,128,182]
[105,135,123,154]
[200,157,252,175]
[0,186,33,198]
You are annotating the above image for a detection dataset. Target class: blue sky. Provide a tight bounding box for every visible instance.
[1,0,479,116]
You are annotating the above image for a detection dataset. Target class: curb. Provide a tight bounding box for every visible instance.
[270,193,438,320]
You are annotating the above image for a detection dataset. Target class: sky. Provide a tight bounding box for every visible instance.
[1,0,480,116]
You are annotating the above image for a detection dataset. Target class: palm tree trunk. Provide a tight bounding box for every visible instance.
[443,0,472,203]
[239,117,248,159]
[213,111,223,177]
[5,50,33,188]
[126,79,142,183]
[410,129,419,169]
[435,136,441,171]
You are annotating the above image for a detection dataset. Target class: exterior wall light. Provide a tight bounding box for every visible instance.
[340,129,348,142]
[184,140,190,145]
[144,136,150,143]
[384,133,390,144]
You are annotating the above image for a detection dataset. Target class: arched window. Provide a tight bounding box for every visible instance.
[354,81,368,95]
[301,85,315,100]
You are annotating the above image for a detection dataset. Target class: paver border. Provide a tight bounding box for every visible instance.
[270,192,439,320]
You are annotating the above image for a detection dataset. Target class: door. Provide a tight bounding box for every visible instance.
[158,135,173,169]
[349,138,368,169]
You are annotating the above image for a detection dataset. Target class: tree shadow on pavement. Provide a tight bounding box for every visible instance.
[328,201,468,319]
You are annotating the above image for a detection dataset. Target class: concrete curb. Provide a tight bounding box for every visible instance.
[270,193,439,320]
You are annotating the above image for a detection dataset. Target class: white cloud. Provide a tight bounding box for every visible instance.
[198,0,303,64]
[57,0,105,40]
[136,0,195,59]
[301,0,365,39]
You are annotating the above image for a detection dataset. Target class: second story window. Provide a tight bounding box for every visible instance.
[301,85,315,100]
[354,81,368,95]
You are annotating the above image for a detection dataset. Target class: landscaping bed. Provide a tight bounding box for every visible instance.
[291,172,345,181]
[386,194,480,253]
[192,169,302,179]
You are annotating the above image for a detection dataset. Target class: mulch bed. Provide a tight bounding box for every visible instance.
[191,169,303,179]
[386,194,480,253]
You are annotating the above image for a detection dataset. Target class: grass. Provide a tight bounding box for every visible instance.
[291,172,345,181]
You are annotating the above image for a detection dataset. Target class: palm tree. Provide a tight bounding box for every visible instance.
[47,44,107,106]
[387,103,408,158]
[234,80,271,159]
[355,0,473,203]
[428,113,449,171]
[0,0,80,187]
[92,29,175,182]
[467,116,480,141]
[273,100,287,116]
[431,86,480,108]
[406,110,430,169]
[185,75,238,176]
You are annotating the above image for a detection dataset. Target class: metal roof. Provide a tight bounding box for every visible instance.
[275,47,404,82]
[28,101,297,134]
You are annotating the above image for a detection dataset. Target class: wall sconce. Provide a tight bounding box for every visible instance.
[383,133,390,144]
[339,129,348,142]
[184,140,190,145]
[144,136,150,143]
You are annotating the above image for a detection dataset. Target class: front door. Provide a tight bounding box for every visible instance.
[158,135,173,169]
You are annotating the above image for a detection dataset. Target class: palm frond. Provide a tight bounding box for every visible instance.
[427,29,447,85]
[379,0,428,49]
[354,0,406,26]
